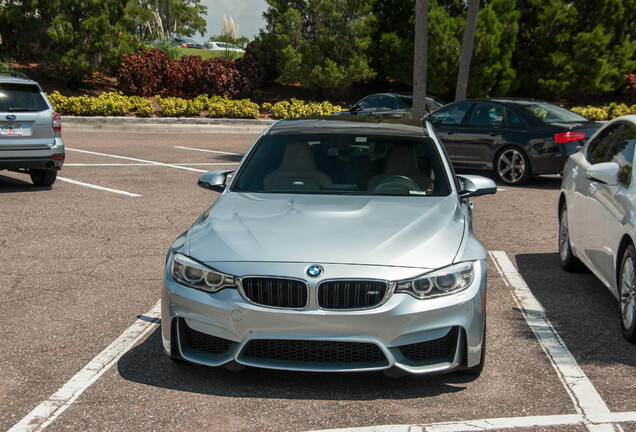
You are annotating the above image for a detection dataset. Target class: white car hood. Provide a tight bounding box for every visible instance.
[186,192,466,269]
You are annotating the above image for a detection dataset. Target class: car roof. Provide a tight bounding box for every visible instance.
[0,72,41,88]
[448,97,554,106]
[266,116,429,138]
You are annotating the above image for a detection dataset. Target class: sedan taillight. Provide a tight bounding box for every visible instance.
[555,131,585,143]
[52,112,61,133]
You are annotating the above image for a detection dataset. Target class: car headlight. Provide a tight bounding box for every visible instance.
[170,253,235,292]
[396,262,474,299]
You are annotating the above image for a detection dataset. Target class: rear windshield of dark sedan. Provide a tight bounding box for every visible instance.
[0,84,49,112]
[519,102,587,124]
[232,133,451,196]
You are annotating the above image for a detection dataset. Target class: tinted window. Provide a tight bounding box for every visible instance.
[0,84,48,112]
[468,103,504,126]
[357,96,382,110]
[507,110,525,126]
[233,133,450,196]
[587,124,621,164]
[428,102,472,125]
[520,103,587,123]
[607,124,636,187]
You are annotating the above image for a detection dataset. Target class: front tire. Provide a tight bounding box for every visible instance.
[30,169,57,187]
[619,245,636,343]
[559,206,584,272]
[494,147,531,185]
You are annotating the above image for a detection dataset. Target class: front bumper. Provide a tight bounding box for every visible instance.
[161,260,486,374]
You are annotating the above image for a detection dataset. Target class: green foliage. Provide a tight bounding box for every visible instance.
[156,94,259,118]
[125,0,207,40]
[515,0,636,99]
[254,0,376,95]
[568,104,636,120]
[146,37,182,60]
[46,91,153,117]
[266,99,343,119]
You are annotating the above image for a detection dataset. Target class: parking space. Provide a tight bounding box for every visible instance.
[1,125,634,432]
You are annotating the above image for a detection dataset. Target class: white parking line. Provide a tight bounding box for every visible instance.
[8,301,161,432]
[57,177,142,197]
[174,145,243,156]
[9,252,634,432]
[489,251,622,432]
[65,163,238,167]
[66,148,208,173]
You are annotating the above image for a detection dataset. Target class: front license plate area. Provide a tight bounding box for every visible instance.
[0,123,23,136]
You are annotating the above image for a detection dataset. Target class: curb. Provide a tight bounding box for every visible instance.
[61,116,275,133]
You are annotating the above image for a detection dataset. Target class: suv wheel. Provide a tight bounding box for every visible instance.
[30,169,57,187]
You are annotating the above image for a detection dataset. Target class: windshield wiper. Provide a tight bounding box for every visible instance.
[7,107,40,112]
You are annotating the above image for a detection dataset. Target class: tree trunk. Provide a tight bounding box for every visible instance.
[455,0,479,101]
[412,0,429,120]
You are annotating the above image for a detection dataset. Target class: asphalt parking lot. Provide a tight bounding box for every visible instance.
[1,122,634,432]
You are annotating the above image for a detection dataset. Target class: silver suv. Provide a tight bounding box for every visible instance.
[0,72,64,186]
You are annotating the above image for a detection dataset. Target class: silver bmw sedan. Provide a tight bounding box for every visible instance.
[162,116,497,376]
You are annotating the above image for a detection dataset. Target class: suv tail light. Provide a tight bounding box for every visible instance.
[52,112,61,133]
[555,131,585,144]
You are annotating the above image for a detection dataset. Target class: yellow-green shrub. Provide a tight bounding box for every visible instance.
[267,98,342,119]
[46,91,153,117]
[570,105,608,120]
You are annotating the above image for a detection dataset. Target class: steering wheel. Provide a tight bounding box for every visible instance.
[370,175,422,194]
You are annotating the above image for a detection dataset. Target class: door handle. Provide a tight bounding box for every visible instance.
[446,130,454,135]
[489,132,499,137]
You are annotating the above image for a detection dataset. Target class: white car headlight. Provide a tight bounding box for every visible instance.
[396,262,474,299]
[171,253,235,292]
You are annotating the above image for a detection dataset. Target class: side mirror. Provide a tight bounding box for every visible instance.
[586,162,619,186]
[349,104,360,113]
[198,169,234,192]
[457,174,497,198]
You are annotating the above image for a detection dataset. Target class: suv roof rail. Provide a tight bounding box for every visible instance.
[0,71,29,79]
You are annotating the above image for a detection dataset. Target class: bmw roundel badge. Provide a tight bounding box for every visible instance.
[307,265,323,278]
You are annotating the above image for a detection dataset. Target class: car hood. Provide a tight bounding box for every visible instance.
[186,192,466,269]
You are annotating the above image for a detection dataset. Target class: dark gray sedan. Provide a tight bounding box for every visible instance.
[162,117,496,376]
[426,98,601,185]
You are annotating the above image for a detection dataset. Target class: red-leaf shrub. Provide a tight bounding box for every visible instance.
[200,58,240,98]
[621,74,636,103]
[118,48,170,96]
[163,55,205,98]
[235,43,263,98]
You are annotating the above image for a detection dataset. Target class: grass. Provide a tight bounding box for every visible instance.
[174,47,243,61]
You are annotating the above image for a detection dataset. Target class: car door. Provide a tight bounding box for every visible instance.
[427,102,473,161]
[452,102,506,169]
[353,95,384,115]
[584,123,636,290]
[570,122,621,281]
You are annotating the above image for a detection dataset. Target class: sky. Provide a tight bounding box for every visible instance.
[197,0,268,43]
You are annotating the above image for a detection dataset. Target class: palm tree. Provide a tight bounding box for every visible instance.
[412,0,429,119]
[455,0,479,101]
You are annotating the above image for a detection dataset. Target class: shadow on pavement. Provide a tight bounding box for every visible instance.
[0,174,51,193]
[515,252,636,368]
[118,328,472,399]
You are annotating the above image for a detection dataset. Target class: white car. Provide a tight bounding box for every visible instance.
[559,115,636,343]
[204,41,244,52]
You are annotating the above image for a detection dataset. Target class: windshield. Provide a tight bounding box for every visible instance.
[520,102,588,123]
[232,133,451,196]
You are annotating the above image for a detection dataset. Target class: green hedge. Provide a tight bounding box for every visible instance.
[46,92,342,119]
[570,103,636,120]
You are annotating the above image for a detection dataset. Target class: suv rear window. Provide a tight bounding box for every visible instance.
[0,84,49,112]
